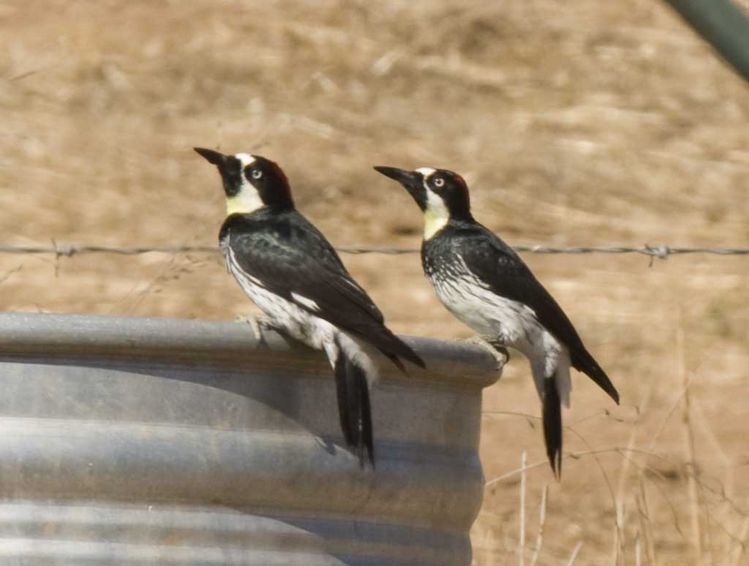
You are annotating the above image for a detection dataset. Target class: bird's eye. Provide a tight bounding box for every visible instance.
[433,177,445,188]
[251,168,263,180]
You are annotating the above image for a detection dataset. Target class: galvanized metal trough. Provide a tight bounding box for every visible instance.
[0,313,500,565]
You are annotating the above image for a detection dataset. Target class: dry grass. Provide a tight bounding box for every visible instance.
[1,0,748,564]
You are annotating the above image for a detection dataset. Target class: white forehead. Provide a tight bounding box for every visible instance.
[416,167,436,177]
[234,153,256,167]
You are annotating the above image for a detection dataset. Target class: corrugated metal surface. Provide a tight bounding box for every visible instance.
[0,313,500,565]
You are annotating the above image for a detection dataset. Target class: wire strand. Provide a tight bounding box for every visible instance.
[0,243,745,258]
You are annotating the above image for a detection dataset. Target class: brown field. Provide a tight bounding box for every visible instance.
[1,0,748,564]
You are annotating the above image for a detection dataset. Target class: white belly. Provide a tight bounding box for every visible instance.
[434,276,541,350]
[227,256,330,348]
[432,273,570,403]
[224,247,379,381]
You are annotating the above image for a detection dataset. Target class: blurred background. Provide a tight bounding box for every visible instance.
[1,0,747,563]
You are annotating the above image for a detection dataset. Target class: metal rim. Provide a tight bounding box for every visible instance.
[0,313,501,387]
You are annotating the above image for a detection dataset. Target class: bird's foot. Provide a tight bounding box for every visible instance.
[235,313,276,343]
[463,336,509,370]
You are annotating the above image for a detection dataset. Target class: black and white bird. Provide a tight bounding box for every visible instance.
[195,148,424,467]
[374,165,619,476]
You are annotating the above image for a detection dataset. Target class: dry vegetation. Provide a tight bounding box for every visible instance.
[1,0,748,564]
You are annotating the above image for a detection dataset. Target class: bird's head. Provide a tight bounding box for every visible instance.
[374,166,472,239]
[194,148,294,215]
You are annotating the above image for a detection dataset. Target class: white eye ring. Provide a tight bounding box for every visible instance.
[433,177,445,188]
[251,169,263,180]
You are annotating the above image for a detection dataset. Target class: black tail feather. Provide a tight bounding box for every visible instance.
[333,348,375,468]
[382,336,425,372]
[358,325,425,372]
[358,364,374,467]
[543,377,562,478]
[573,349,619,404]
[385,353,407,374]
[394,341,426,370]
[333,352,355,448]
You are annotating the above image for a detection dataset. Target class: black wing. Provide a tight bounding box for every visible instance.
[454,224,619,403]
[222,211,424,369]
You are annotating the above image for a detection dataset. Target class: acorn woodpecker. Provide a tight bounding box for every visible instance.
[374,165,619,476]
[195,148,424,467]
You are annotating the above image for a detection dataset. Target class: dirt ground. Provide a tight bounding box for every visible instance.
[1,1,747,564]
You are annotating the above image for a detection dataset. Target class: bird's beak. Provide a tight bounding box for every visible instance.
[373,166,422,196]
[195,147,238,199]
[374,166,419,187]
[194,147,227,167]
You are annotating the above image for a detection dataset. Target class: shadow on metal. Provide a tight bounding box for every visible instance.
[0,313,501,565]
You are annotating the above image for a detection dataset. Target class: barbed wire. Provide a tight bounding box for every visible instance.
[339,244,749,258]
[0,243,746,259]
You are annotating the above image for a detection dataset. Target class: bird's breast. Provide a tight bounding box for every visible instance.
[426,258,543,352]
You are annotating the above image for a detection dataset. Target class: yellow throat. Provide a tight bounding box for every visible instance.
[423,209,448,239]
[225,189,263,216]
[422,188,449,239]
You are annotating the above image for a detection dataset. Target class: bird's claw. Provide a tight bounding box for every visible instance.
[463,336,509,370]
[235,313,275,344]
[489,343,511,363]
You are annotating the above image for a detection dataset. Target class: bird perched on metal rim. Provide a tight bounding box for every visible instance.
[374,165,619,476]
[195,148,424,467]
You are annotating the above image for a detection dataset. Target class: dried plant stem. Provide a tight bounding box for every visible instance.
[613,386,652,565]
[529,485,548,566]
[518,450,527,566]
[636,479,657,566]
[567,541,584,566]
[613,500,625,566]
[678,316,704,566]
[729,516,749,566]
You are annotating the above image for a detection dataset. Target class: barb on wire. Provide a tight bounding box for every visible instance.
[0,243,746,258]
[511,244,749,258]
[0,244,218,258]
